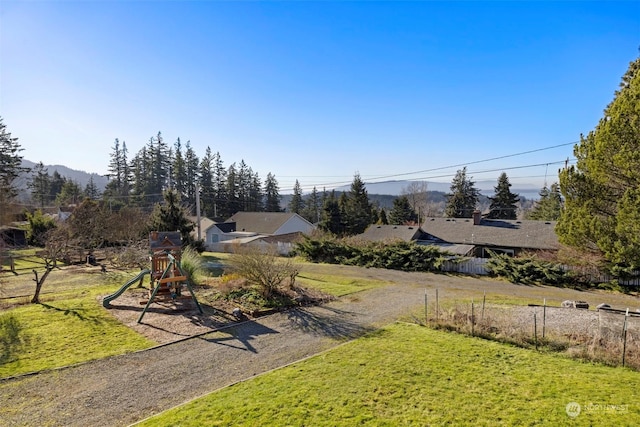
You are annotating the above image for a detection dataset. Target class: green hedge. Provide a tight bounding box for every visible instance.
[295,236,449,272]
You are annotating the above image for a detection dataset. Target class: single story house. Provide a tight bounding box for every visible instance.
[421,211,559,257]
[227,212,316,236]
[356,224,475,256]
[191,212,315,253]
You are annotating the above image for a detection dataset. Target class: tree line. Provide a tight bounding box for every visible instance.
[1,55,637,273]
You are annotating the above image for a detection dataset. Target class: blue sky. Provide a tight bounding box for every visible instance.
[1,1,638,193]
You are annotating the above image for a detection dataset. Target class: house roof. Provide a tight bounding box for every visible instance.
[227,212,308,235]
[358,224,427,242]
[422,217,559,250]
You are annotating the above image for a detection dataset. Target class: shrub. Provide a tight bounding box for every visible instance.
[295,235,449,272]
[180,246,205,284]
[227,246,299,298]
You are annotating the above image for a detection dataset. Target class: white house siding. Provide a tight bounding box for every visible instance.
[275,216,315,235]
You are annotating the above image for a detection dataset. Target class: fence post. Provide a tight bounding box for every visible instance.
[436,288,439,322]
[471,298,475,337]
[481,290,486,322]
[542,298,546,339]
[622,308,629,367]
[424,289,428,325]
[534,312,538,351]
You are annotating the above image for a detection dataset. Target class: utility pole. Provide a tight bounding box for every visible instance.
[195,183,202,241]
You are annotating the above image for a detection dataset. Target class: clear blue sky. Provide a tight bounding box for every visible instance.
[1,1,638,193]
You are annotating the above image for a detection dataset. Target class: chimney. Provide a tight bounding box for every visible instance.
[472,210,481,225]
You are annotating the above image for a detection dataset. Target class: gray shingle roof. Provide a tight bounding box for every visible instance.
[227,212,298,235]
[422,217,559,250]
[359,225,427,242]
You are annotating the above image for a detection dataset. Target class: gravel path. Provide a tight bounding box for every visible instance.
[0,276,427,427]
[2,265,639,427]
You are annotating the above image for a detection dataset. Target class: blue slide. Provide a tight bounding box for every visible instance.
[102,269,151,308]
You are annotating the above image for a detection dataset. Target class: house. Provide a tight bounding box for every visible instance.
[421,211,559,257]
[356,224,475,256]
[227,212,315,236]
[191,212,315,253]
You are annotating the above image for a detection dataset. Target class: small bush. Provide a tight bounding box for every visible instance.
[180,246,205,284]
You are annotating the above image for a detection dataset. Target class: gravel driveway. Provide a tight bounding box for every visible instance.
[1,265,638,427]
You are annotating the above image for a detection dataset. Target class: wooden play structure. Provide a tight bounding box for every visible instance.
[102,231,203,323]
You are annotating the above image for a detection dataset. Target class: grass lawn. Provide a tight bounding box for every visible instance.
[0,271,157,378]
[296,272,388,297]
[137,322,639,426]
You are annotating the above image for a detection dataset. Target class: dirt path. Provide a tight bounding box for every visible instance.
[1,266,639,427]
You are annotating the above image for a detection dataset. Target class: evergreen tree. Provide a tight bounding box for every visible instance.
[487,172,520,219]
[199,147,215,218]
[237,160,252,211]
[226,163,242,215]
[557,57,640,269]
[105,138,130,199]
[288,180,305,214]
[184,141,199,209]
[445,167,480,218]
[0,117,28,217]
[263,172,281,212]
[302,186,320,223]
[211,151,227,218]
[49,171,66,201]
[84,176,101,200]
[526,183,563,221]
[172,138,188,203]
[319,190,342,234]
[29,162,51,208]
[56,180,83,206]
[342,173,373,235]
[249,171,264,212]
[148,190,195,246]
[378,208,389,225]
[389,195,418,225]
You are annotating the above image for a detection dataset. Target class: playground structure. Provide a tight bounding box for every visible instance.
[102,231,203,323]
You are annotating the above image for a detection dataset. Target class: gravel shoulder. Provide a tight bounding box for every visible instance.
[1,265,639,427]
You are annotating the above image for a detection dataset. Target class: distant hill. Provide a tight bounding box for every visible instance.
[333,179,542,200]
[18,159,109,192]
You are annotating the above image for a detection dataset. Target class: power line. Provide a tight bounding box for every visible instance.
[300,141,578,189]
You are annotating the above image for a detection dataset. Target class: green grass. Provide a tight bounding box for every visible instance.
[137,322,639,426]
[296,272,388,297]
[0,275,156,378]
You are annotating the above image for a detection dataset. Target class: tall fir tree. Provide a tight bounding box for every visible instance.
[211,151,227,218]
[183,141,199,209]
[319,190,343,234]
[84,176,101,200]
[302,186,320,223]
[0,117,28,220]
[445,167,480,218]
[148,189,195,246]
[172,138,188,205]
[388,195,418,225]
[342,173,373,235]
[487,172,520,219]
[288,180,305,214]
[29,162,51,208]
[263,172,281,212]
[526,183,563,221]
[199,147,215,218]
